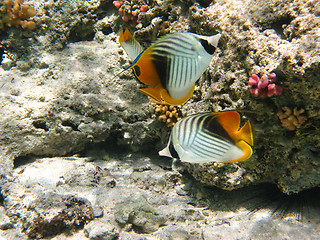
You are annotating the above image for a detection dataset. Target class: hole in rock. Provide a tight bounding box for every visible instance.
[68,24,95,42]
[13,155,36,168]
[32,120,49,131]
[268,15,295,40]
[61,120,79,131]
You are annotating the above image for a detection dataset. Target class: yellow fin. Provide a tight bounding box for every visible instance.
[214,111,241,133]
[119,28,132,43]
[238,120,255,146]
[139,85,164,103]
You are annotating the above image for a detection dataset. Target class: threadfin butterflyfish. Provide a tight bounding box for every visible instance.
[159,111,255,163]
[119,28,221,106]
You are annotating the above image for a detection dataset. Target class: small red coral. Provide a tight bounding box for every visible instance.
[248,73,282,98]
[113,1,123,8]
[140,5,149,12]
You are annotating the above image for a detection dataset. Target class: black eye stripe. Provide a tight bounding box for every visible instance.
[133,65,141,77]
[200,39,216,55]
[169,139,179,159]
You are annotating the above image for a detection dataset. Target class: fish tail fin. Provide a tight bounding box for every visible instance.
[119,28,144,60]
[238,120,255,146]
[208,33,221,48]
[158,145,172,158]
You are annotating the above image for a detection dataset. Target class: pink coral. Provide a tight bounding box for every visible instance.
[113,1,149,28]
[248,73,283,98]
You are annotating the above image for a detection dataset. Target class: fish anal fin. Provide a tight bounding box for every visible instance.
[238,120,255,146]
[139,85,164,103]
[225,141,253,163]
[161,85,195,106]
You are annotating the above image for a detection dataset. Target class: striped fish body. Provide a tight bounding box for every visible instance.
[148,33,216,100]
[119,29,220,105]
[159,111,255,163]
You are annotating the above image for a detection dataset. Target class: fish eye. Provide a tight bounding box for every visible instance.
[200,39,216,55]
[133,65,141,77]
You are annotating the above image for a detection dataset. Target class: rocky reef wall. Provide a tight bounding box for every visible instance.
[0,0,319,238]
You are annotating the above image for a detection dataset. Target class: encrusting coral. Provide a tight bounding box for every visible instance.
[154,104,181,128]
[277,107,307,131]
[0,0,36,30]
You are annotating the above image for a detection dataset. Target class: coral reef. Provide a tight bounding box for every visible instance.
[154,104,181,128]
[248,73,283,98]
[0,0,36,30]
[277,106,307,131]
[0,0,320,238]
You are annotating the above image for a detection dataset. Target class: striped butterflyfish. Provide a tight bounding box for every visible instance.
[159,111,255,163]
[119,28,221,106]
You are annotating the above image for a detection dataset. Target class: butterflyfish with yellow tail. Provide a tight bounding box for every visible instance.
[119,28,221,106]
[159,111,255,163]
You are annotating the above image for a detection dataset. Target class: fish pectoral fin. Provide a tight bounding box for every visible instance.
[161,85,195,106]
[139,85,164,103]
[238,120,255,146]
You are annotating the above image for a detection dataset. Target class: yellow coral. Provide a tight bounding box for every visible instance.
[277,107,307,131]
[154,104,181,128]
[0,0,36,30]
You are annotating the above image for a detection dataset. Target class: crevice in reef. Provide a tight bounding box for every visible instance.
[184,176,320,222]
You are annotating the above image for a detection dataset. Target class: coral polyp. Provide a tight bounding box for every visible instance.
[154,104,181,128]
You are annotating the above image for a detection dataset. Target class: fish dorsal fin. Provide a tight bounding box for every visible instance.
[238,120,255,146]
[119,28,144,61]
[214,111,241,134]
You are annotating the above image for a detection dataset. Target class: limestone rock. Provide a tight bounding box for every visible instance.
[114,192,166,233]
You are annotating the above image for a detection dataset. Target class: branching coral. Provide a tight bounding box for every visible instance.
[248,73,283,98]
[113,0,149,28]
[277,107,307,131]
[154,104,181,128]
[0,0,36,30]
